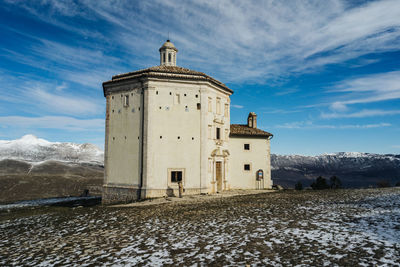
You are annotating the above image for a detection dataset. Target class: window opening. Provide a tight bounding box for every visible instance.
[244,164,251,171]
[124,95,129,107]
[168,53,171,62]
[171,171,182,183]
[244,144,250,150]
[216,127,221,140]
[197,103,201,110]
[175,94,180,104]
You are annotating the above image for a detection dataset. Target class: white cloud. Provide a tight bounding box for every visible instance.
[0,116,104,132]
[5,0,400,84]
[275,121,391,129]
[321,109,400,119]
[0,74,103,116]
[28,88,101,116]
[326,71,400,110]
[231,104,244,109]
[330,102,348,112]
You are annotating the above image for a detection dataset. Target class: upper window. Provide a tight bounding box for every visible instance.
[124,95,129,107]
[224,103,229,117]
[244,144,250,150]
[216,97,221,114]
[168,53,172,62]
[216,127,221,140]
[163,53,166,63]
[175,93,180,104]
[244,164,251,171]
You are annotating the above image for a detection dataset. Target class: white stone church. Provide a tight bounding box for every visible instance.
[102,40,273,204]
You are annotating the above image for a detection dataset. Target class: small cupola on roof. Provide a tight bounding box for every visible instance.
[159,40,178,66]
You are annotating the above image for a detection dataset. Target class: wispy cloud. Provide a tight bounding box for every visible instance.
[0,74,103,116]
[231,104,244,109]
[321,109,400,119]
[0,116,104,132]
[276,121,391,129]
[4,0,400,84]
[327,71,400,110]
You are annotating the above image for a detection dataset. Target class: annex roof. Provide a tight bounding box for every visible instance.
[230,124,273,138]
[103,65,232,94]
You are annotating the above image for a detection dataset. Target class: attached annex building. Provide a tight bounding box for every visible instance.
[102,40,273,204]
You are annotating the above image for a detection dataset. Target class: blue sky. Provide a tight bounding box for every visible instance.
[0,0,399,155]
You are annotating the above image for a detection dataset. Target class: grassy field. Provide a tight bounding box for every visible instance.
[1,188,399,266]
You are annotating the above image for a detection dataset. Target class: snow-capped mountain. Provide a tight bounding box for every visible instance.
[271,153,400,188]
[0,135,104,164]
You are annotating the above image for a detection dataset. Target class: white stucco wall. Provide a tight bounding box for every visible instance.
[142,80,202,196]
[105,87,142,187]
[228,137,272,189]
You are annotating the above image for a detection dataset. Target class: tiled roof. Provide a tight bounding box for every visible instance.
[230,124,273,138]
[103,65,232,94]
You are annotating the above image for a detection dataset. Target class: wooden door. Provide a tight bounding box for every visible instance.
[216,162,222,192]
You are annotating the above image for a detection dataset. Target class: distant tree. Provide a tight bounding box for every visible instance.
[311,176,329,190]
[294,181,303,190]
[330,176,342,189]
[377,180,391,188]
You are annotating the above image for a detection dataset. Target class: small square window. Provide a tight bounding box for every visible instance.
[244,144,250,150]
[244,164,251,171]
[197,103,201,110]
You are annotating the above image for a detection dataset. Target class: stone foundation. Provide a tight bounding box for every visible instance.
[102,185,140,204]
[141,188,203,199]
[102,185,206,204]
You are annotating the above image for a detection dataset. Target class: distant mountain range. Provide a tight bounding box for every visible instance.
[0,135,399,203]
[0,134,103,164]
[271,153,400,188]
[0,135,103,203]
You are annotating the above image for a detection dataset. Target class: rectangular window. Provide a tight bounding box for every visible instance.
[244,164,251,171]
[171,171,182,183]
[224,103,229,117]
[124,95,129,107]
[244,144,250,150]
[175,93,180,104]
[216,97,221,114]
[208,97,212,112]
[216,127,221,140]
[168,53,172,62]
